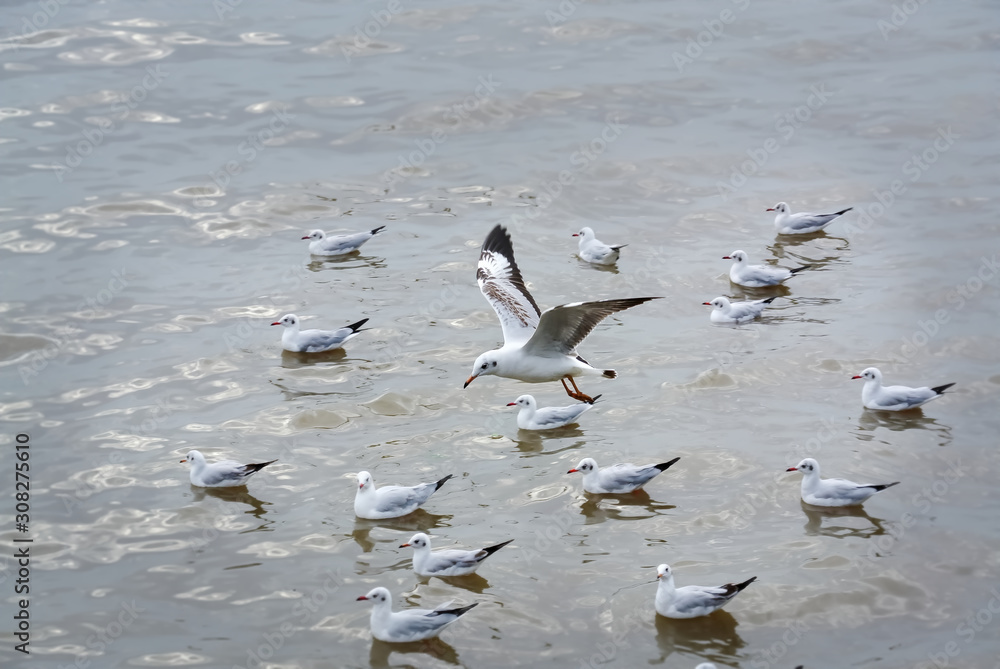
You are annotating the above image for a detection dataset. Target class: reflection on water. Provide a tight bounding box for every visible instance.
[512,430,587,456]
[307,254,387,272]
[280,347,349,368]
[416,571,493,595]
[352,512,454,553]
[654,609,746,666]
[579,490,676,525]
[855,408,954,444]
[798,501,888,540]
[191,485,273,520]
[368,636,463,668]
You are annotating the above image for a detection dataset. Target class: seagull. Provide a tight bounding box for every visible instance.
[271,314,368,352]
[302,225,385,256]
[567,456,680,494]
[356,586,478,643]
[703,296,776,324]
[786,458,899,507]
[400,532,514,577]
[573,227,627,265]
[723,250,809,287]
[354,471,453,520]
[654,564,756,619]
[506,394,597,430]
[852,367,955,411]
[466,225,660,403]
[768,202,852,235]
[180,449,276,488]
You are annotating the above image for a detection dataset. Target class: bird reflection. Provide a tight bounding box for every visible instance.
[513,431,586,456]
[770,231,850,252]
[280,348,349,369]
[799,501,888,539]
[654,609,745,665]
[856,409,953,443]
[367,636,462,667]
[308,254,386,272]
[578,490,676,525]
[352,512,453,553]
[191,485,271,521]
[415,572,493,595]
[575,258,620,275]
[727,282,791,302]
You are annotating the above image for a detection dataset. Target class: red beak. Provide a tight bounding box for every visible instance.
[356,595,368,601]
[572,233,579,237]
[301,235,311,240]
[399,543,410,548]
[851,375,862,379]
[271,322,281,326]
[786,467,798,472]
[567,468,578,474]
[766,208,775,212]
[722,256,732,260]
[359,483,364,489]
[179,459,187,463]
[464,375,475,388]
[506,402,517,406]
[702,302,712,306]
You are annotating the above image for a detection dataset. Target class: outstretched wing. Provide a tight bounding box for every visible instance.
[522,298,660,356]
[477,225,541,346]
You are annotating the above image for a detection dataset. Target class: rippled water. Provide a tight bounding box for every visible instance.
[2,0,999,667]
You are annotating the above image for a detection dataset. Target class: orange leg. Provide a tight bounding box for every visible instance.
[561,376,596,404]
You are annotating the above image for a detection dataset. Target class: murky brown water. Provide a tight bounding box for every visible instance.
[2,1,999,668]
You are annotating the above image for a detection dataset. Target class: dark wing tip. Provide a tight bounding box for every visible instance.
[931,382,956,395]
[345,317,369,332]
[762,296,778,304]
[371,225,387,235]
[789,265,811,275]
[481,539,514,556]
[437,602,479,617]
[480,224,512,257]
[655,457,681,471]
[435,474,454,490]
[870,481,901,492]
[834,207,853,215]
[734,576,757,592]
[246,459,278,473]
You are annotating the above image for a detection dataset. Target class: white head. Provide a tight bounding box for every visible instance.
[271,314,299,329]
[356,471,375,492]
[573,227,596,240]
[766,202,789,214]
[302,229,325,241]
[703,297,731,311]
[786,458,820,477]
[723,250,748,264]
[465,351,501,388]
[356,586,391,606]
[180,450,205,468]
[506,394,536,410]
[852,367,882,383]
[401,532,431,551]
[567,457,598,475]
[656,563,674,583]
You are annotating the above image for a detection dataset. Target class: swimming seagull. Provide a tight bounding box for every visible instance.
[180,449,277,488]
[786,457,899,507]
[302,225,385,256]
[506,394,597,430]
[723,250,809,287]
[271,313,368,352]
[768,202,853,235]
[567,456,680,494]
[573,226,627,265]
[400,532,514,577]
[703,296,776,324]
[654,564,756,619]
[356,586,478,643]
[465,225,661,403]
[852,366,955,411]
[354,471,453,520]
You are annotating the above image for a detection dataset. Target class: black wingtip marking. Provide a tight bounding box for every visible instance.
[734,576,757,592]
[602,370,617,379]
[762,296,778,304]
[481,539,514,557]
[655,457,681,472]
[789,265,811,275]
[834,207,853,216]
[246,459,278,473]
[345,318,369,332]
[869,481,900,492]
[371,225,386,235]
[436,602,479,617]
[435,474,454,490]
[479,225,542,316]
[932,382,956,395]
[610,244,628,250]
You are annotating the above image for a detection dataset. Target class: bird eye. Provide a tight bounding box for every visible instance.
[492,362,497,367]
[481,363,488,369]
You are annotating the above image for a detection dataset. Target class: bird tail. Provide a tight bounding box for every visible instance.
[789,265,811,275]
[834,207,853,216]
[869,481,900,492]
[435,474,454,490]
[246,459,278,473]
[344,318,369,333]
[371,225,386,235]
[435,602,478,617]
[931,382,956,395]
[733,576,757,592]
[602,370,617,379]
[480,539,514,557]
[610,244,628,250]
[655,457,681,472]
[762,297,778,304]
